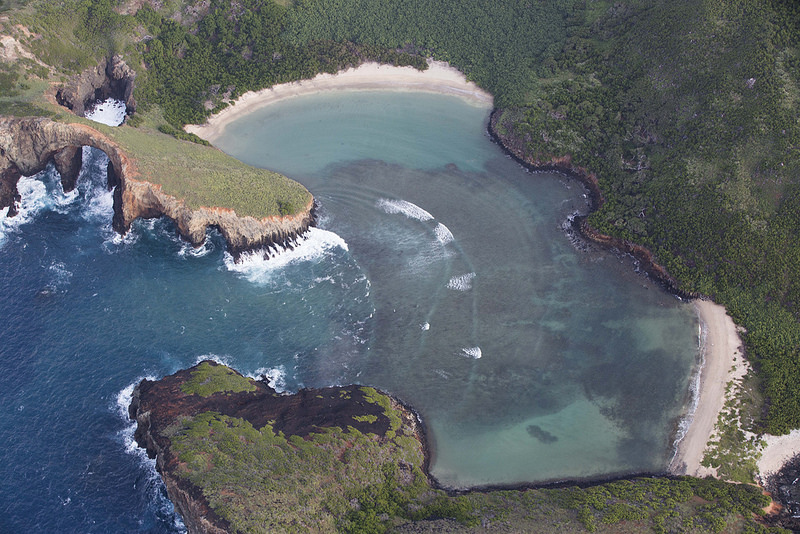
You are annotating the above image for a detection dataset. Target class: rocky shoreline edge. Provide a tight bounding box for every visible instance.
[487,109,701,301]
[130,362,792,533]
[0,116,315,257]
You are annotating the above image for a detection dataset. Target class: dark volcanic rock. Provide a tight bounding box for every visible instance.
[128,361,427,534]
[765,455,800,532]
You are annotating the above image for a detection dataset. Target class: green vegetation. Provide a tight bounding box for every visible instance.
[548,477,775,534]
[164,405,467,532]
[165,404,778,533]
[499,0,800,434]
[361,386,401,439]
[133,0,428,127]
[96,119,312,218]
[702,371,766,483]
[67,0,798,436]
[180,361,258,397]
[4,0,800,526]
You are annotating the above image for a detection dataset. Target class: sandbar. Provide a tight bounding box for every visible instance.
[185,60,493,144]
[670,299,746,477]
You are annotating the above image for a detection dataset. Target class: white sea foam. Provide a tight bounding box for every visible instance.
[434,222,454,245]
[447,272,476,291]
[248,365,287,393]
[433,369,451,379]
[224,227,348,284]
[114,379,186,532]
[177,238,214,258]
[194,354,233,367]
[48,261,73,288]
[377,198,434,221]
[85,98,127,127]
[0,174,51,246]
[670,316,707,462]
[81,183,114,224]
[460,347,483,359]
[101,228,140,253]
[53,186,80,212]
[15,175,49,220]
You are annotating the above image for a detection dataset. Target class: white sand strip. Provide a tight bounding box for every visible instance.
[670,299,746,477]
[185,60,493,144]
[759,430,800,479]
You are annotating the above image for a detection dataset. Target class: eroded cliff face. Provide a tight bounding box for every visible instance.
[129,361,428,534]
[55,55,137,117]
[0,116,315,254]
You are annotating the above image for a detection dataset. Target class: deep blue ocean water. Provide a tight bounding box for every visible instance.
[0,93,699,531]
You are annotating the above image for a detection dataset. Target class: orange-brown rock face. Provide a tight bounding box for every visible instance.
[0,116,315,255]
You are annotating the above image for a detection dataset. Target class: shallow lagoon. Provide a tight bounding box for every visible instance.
[0,91,699,532]
[214,91,700,487]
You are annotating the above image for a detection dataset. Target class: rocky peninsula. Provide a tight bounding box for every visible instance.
[128,361,436,533]
[130,362,778,534]
[0,115,315,255]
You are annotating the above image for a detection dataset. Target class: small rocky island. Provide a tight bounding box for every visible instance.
[128,361,463,533]
[130,362,778,534]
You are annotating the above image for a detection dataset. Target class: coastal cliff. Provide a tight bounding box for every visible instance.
[130,362,777,533]
[128,361,433,533]
[0,116,314,255]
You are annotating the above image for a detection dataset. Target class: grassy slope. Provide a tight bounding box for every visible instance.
[105,121,311,217]
[0,4,311,219]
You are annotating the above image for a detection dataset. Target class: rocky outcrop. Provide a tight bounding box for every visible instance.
[118,178,315,255]
[0,116,315,255]
[55,55,136,117]
[488,109,700,299]
[129,361,427,534]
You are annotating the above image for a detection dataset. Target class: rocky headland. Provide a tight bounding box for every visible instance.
[0,116,315,255]
[128,361,433,533]
[130,362,781,534]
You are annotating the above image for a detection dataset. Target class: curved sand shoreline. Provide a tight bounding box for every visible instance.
[185,60,800,485]
[185,59,493,144]
[670,300,746,477]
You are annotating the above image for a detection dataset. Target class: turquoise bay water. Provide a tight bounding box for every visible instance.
[214,91,700,486]
[0,91,698,531]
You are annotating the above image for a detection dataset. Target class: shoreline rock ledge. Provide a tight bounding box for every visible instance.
[0,116,315,255]
[128,361,430,533]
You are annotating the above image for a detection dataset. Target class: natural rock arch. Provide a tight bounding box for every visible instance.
[0,117,315,255]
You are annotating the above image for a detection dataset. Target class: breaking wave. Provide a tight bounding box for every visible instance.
[460,347,483,359]
[376,198,434,221]
[114,379,186,532]
[223,228,348,284]
[447,272,476,291]
[85,98,127,127]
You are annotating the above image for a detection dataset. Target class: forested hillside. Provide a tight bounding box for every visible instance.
[2,0,799,435]
[500,0,800,434]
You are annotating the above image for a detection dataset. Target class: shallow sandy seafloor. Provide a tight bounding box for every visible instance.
[187,59,799,488]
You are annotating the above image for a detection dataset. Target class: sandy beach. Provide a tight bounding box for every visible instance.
[670,299,747,477]
[185,60,493,144]
[759,430,800,479]
[184,58,800,485]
